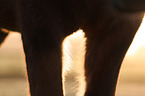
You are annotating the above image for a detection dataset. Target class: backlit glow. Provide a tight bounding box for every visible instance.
[127,15,145,56]
[62,29,86,96]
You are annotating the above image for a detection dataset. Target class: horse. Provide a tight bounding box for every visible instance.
[0,0,145,96]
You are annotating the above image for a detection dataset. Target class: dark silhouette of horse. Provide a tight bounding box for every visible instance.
[0,0,145,96]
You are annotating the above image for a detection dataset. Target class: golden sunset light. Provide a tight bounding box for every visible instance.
[1,0,145,95]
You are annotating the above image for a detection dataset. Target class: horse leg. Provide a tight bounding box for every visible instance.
[83,15,143,96]
[19,0,69,95]
[22,34,64,96]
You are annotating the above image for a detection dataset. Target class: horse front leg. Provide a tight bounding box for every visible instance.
[19,0,66,95]
[22,34,64,96]
[83,16,143,96]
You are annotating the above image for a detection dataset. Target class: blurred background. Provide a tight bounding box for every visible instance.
[0,16,145,96]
